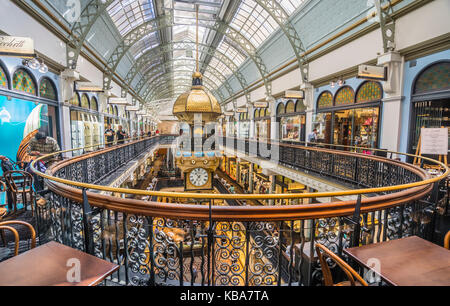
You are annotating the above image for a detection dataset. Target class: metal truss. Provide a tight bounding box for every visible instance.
[375,0,396,52]
[254,0,309,82]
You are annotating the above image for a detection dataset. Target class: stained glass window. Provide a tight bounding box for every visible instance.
[334,86,355,106]
[0,65,7,89]
[81,94,90,109]
[317,91,333,109]
[12,69,36,95]
[255,109,260,118]
[91,97,98,111]
[277,103,285,115]
[356,81,382,103]
[414,62,450,94]
[70,93,80,106]
[295,99,306,113]
[39,78,57,100]
[285,100,295,113]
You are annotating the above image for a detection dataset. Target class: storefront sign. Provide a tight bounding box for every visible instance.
[109,97,131,105]
[0,36,35,58]
[253,101,268,108]
[420,128,448,155]
[288,183,306,190]
[285,90,304,99]
[126,105,140,111]
[237,107,248,113]
[357,64,387,81]
[223,111,234,116]
[75,82,103,92]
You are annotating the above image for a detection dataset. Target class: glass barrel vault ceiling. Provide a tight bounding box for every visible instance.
[45,0,307,105]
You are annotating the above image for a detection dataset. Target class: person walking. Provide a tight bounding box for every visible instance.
[117,125,127,145]
[105,124,116,147]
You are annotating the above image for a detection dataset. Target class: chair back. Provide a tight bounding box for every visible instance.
[315,243,368,286]
[0,221,36,257]
[4,171,34,193]
[445,231,450,250]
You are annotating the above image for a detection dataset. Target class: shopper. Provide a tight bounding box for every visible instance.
[105,124,115,147]
[308,128,318,143]
[27,132,61,192]
[117,125,127,145]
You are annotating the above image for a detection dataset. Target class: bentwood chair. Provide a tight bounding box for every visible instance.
[444,231,450,250]
[3,171,35,216]
[315,243,368,286]
[0,221,36,257]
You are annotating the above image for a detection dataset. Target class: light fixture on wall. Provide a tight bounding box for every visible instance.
[337,78,345,87]
[330,81,335,88]
[22,57,48,73]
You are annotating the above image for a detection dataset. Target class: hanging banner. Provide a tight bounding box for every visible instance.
[0,35,35,58]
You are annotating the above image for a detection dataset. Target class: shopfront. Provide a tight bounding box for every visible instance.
[408,61,450,161]
[238,111,250,139]
[254,107,271,141]
[274,175,307,206]
[0,58,60,170]
[277,99,306,143]
[313,81,383,149]
[70,93,101,153]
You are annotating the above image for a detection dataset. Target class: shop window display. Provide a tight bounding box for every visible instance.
[312,112,332,143]
[0,65,7,89]
[12,69,36,95]
[39,78,57,101]
[281,116,301,141]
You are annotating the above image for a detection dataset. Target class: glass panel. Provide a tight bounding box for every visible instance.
[333,109,354,147]
[107,0,156,37]
[39,78,57,100]
[0,65,7,88]
[70,94,80,106]
[238,121,250,138]
[311,113,332,143]
[277,103,285,115]
[356,81,382,103]
[256,119,270,140]
[317,91,333,109]
[334,86,355,106]
[276,0,306,14]
[295,99,306,113]
[12,69,36,95]
[414,62,450,94]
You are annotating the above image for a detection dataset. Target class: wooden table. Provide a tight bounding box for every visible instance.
[344,236,450,286]
[0,241,119,286]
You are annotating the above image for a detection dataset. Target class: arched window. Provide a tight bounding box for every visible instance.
[285,100,295,113]
[317,91,333,109]
[39,78,57,100]
[414,62,450,94]
[254,109,260,119]
[12,68,36,95]
[0,64,8,89]
[70,93,80,106]
[114,106,118,116]
[90,97,98,111]
[356,81,382,103]
[265,108,270,117]
[277,103,285,115]
[81,94,90,109]
[295,99,306,112]
[334,86,355,106]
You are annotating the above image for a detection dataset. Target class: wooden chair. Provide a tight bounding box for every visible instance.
[3,171,35,216]
[315,243,368,286]
[0,221,36,257]
[444,231,450,250]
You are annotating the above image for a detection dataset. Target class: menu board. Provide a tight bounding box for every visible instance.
[420,128,448,155]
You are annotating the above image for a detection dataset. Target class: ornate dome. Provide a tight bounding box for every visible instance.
[172,72,222,124]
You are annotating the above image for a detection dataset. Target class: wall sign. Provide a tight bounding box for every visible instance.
[0,36,35,58]
[253,101,268,108]
[420,128,448,155]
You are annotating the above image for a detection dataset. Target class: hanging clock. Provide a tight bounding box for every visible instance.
[185,167,213,191]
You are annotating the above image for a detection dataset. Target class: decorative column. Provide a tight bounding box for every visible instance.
[249,104,255,139]
[377,51,404,157]
[267,96,278,141]
[59,69,79,154]
[98,90,112,146]
[301,82,314,145]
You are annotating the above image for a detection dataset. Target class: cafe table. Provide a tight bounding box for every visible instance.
[344,236,450,286]
[0,241,119,286]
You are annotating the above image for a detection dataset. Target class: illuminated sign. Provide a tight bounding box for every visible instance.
[0,36,35,58]
[357,64,387,81]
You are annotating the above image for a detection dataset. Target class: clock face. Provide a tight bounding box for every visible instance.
[189,168,209,187]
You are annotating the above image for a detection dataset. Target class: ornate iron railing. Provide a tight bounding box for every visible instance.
[31,135,447,286]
